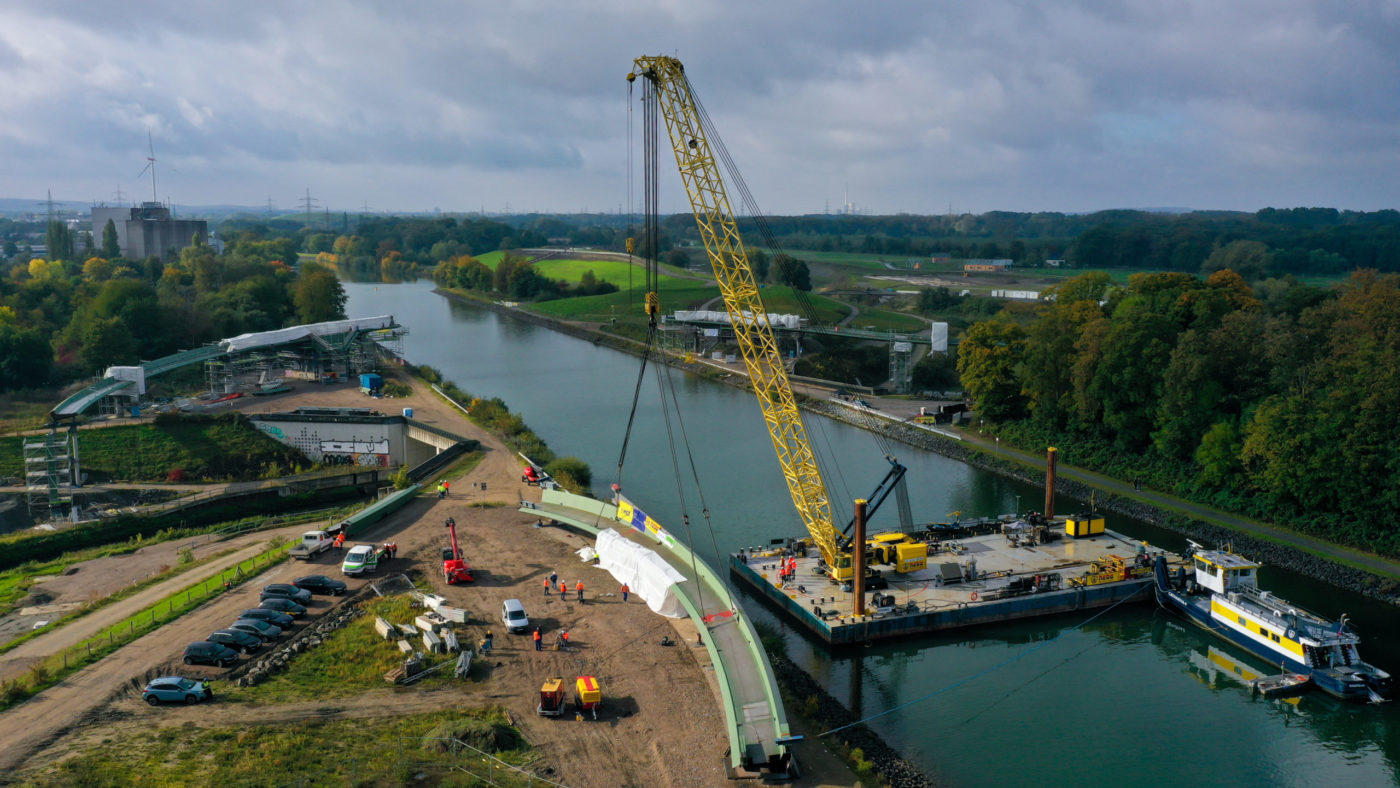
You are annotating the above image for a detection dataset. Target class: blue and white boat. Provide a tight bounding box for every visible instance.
[1154,546,1390,703]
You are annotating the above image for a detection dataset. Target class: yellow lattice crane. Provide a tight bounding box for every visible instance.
[628,55,928,581]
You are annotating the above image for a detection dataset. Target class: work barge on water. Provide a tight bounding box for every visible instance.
[734,509,1182,646]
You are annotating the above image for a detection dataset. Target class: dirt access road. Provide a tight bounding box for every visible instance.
[4,373,817,787]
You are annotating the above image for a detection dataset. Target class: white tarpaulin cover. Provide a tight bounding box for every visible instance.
[672,310,801,330]
[221,315,396,353]
[104,365,146,395]
[595,529,687,618]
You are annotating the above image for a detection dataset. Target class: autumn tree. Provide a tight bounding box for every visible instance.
[957,318,1027,420]
[293,262,347,323]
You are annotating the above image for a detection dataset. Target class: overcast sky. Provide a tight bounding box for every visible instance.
[2,1,1398,217]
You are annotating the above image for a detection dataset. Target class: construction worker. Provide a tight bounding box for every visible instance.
[576,580,585,604]
[544,577,551,596]
[533,627,542,651]
[444,480,451,496]
[549,570,558,588]
[621,583,629,603]
[390,542,397,559]
[481,630,493,655]
[437,483,445,499]
[559,580,568,599]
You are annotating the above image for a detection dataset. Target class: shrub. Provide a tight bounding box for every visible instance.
[382,380,412,398]
[166,467,187,483]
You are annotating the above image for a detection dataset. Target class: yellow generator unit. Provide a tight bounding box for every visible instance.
[869,534,929,573]
[1065,513,1105,538]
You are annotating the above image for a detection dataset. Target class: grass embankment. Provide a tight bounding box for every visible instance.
[413,367,590,493]
[230,595,468,704]
[0,413,307,483]
[25,706,537,788]
[0,538,294,711]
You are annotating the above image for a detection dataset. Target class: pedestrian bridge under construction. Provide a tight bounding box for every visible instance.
[50,315,405,418]
[29,316,405,520]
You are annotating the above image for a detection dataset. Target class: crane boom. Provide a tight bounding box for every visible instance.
[630,55,841,570]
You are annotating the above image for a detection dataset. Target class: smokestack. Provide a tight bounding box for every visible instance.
[1045,447,1058,521]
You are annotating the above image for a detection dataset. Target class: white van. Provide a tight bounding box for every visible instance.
[501,599,529,634]
[341,544,378,576]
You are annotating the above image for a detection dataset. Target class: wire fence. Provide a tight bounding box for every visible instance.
[4,539,294,704]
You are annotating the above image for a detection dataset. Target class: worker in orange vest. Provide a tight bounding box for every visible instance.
[621,583,629,602]
[544,577,551,595]
[576,580,585,604]
[533,627,542,651]
[559,580,568,599]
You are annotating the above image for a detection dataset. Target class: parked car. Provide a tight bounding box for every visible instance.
[258,598,307,616]
[142,676,212,706]
[501,599,529,634]
[207,628,262,655]
[294,575,347,596]
[183,641,239,667]
[259,584,313,604]
[238,608,294,628]
[227,618,283,642]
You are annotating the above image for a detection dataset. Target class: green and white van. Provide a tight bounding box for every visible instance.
[342,544,379,576]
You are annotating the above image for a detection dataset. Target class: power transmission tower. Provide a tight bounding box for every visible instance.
[266,196,276,216]
[299,188,318,227]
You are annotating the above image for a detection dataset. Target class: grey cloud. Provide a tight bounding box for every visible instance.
[2,1,1398,213]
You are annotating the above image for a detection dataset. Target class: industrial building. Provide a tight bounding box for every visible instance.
[90,202,207,260]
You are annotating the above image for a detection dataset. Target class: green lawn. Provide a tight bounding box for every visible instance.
[25,707,535,788]
[534,258,636,284]
[229,595,463,703]
[529,277,719,320]
[757,287,852,324]
[847,308,928,333]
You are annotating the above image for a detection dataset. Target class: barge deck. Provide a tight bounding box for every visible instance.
[733,527,1184,645]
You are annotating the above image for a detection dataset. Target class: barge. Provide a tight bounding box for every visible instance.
[734,519,1181,645]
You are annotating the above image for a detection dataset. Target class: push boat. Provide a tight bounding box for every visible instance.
[1153,546,1391,703]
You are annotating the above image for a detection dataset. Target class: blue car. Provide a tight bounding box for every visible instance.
[143,676,212,706]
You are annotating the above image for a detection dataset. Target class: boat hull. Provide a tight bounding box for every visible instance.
[1153,558,1388,703]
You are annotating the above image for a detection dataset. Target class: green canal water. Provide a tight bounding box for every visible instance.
[347,279,1400,787]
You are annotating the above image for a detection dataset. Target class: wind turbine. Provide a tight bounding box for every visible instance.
[136,131,158,205]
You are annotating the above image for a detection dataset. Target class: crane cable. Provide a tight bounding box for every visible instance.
[615,74,663,492]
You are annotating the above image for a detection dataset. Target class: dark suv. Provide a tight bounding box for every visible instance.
[183,640,239,667]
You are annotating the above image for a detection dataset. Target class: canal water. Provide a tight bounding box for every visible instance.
[346,278,1400,787]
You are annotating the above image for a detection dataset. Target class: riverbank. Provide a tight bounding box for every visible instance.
[435,286,1400,610]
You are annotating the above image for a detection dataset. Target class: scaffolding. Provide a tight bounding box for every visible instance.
[203,324,408,394]
[25,422,78,520]
[888,340,914,395]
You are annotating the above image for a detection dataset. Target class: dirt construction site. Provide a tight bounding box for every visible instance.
[0,377,860,787]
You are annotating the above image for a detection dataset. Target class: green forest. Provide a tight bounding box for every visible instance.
[0,226,346,392]
[956,268,1400,556]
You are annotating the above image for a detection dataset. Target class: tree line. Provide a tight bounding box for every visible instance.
[956,269,1400,555]
[0,232,345,393]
